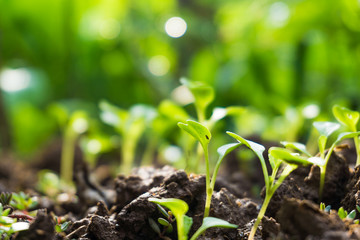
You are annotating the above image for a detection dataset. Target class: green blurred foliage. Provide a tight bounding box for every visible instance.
[1,0,360,155]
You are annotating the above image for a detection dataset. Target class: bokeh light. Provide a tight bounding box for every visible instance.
[0,68,31,92]
[165,17,187,38]
[148,55,170,76]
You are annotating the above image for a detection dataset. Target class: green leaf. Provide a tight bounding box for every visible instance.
[148,218,161,234]
[226,131,269,188]
[325,205,331,213]
[149,198,190,240]
[217,143,241,160]
[158,218,171,227]
[313,121,340,138]
[356,205,360,213]
[180,79,214,117]
[334,131,360,145]
[158,100,189,122]
[226,132,265,160]
[183,215,193,238]
[338,207,347,219]
[280,141,312,157]
[333,105,359,131]
[347,210,356,220]
[320,202,325,211]
[157,204,170,219]
[269,147,311,166]
[189,217,238,240]
[178,120,211,149]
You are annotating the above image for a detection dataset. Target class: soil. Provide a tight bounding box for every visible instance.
[3,142,360,239]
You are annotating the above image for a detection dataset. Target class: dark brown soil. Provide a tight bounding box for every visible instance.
[3,143,360,239]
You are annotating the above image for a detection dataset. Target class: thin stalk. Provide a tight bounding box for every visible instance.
[203,146,212,218]
[60,130,77,185]
[319,144,336,200]
[354,136,360,166]
[248,193,272,240]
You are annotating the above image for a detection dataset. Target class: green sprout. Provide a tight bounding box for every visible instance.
[338,207,356,220]
[54,216,70,233]
[0,193,12,207]
[148,198,237,240]
[0,203,30,239]
[61,111,89,185]
[100,101,156,173]
[178,120,240,219]
[227,131,313,240]
[332,105,360,165]
[180,79,214,123]
[10,192,38,211]
[313,121,360,200]
[319,202,331,213]
[178,120,211,218]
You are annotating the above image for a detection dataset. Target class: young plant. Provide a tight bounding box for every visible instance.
[148,198,237,240]
[100,101,156,173]
[332,105,360,165]
[178,120,240,219]
[0,203,30,239]
[313,121,360,199]
[148,204,174,240]
[60,111,89,185]
[227,131,313,240]
[180,79,214,123]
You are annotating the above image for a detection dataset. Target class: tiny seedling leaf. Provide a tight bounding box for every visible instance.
[157,204,170,219]
[149,198,189,240]
[149,218,161,234]
[158,218,171,227]
[320,203,325,211]
[281,141,312,157]
[217,143,242,160]
[338,207,347,220]
[180,79,215,114]
[183,215,193,238]
[269,147,311,166]
[178,120,211,149]
[333,105,359,131]
[226,132,265,160]
[334,131,360,145]
[325,205,331,213]
[356,205,360,213]
[347,210,356,220]
[313,121,340,138]
[189,217,238,240]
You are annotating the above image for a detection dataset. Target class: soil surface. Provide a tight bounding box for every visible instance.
[3,143,360,239]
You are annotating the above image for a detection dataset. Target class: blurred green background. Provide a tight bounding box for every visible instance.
[1,0,360,158]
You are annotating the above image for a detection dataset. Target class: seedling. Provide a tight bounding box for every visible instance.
[10,192,37,211]
[313,121,360,199]
[149,204,175,239]
[100,101,156,173]
[0,203,30,239]
[178,120,240,218]
[332,105,360,165]
[180,79,214,123]
[60,111,89,185]
[227,131,313,240]
[54,215,70,233]
[148,198,237,240]
[319,203,331,213]
[0,193,12,207]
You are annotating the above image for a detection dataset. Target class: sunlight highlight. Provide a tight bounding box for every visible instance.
[99,19,121,39]
[165,17,187,38]
[0,68,31,92]
[148,55,170,76]
[268,2,290,27]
